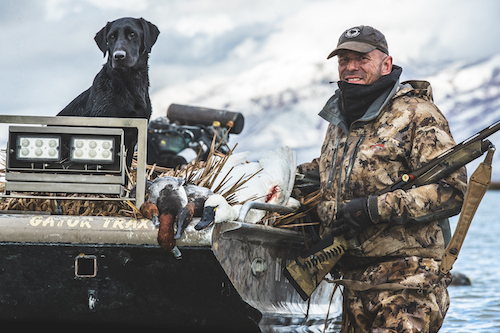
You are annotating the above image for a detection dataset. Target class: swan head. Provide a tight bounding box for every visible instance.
[195,194,236,230]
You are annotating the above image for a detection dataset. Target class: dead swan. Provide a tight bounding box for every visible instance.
[195,146,298,230]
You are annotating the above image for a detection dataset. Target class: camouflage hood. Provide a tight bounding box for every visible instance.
[304,78,467,261]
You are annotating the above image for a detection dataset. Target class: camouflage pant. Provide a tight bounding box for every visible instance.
[342,256,451,333]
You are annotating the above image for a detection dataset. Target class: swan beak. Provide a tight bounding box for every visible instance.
[195,206,216,230]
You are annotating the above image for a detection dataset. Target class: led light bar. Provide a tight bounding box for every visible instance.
[16,136,61,161]
[70,137,115,163]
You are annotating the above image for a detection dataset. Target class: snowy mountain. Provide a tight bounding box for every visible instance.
[150,56,336,163]
[151,53,500,180]
[427,54,500,180]
[427,55,500,139]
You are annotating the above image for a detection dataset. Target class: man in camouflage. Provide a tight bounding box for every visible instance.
[299,26,467,332]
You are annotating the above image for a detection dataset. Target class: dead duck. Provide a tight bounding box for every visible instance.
[154,177,188,252]
[140,176,187,227]
[174,185,213,239]
[140,201,159,224]
[157,213,182,259]
[140,176,214,241]
[139,176,187,258]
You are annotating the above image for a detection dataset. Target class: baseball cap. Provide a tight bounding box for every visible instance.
[327,25,389,59]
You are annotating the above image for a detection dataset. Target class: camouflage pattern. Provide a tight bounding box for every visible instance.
[343,256,451,333]
[299,79,468,332]
[302,80,467,260]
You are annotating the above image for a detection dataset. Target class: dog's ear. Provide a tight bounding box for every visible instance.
[94,21,112,56]
[139,18,160,54]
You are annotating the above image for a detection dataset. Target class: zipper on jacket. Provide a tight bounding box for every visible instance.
[335,121,366,212]
[345,134,366,189]
[326,137,342,190]
[336,136,351,214]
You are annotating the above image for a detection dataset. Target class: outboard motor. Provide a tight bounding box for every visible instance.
[147,104,244,168]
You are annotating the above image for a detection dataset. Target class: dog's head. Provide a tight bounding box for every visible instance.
[94,17,160,69]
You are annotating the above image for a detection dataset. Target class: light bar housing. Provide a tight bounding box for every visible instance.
[5,125,125,195]
[0,115,147,207]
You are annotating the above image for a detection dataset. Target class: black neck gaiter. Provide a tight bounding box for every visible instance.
[338,65,402,126]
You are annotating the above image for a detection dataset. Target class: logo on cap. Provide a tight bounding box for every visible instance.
[345,27,361,39]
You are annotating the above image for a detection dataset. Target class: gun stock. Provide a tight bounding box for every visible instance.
[285,120,500,300]
[283,235,351,301]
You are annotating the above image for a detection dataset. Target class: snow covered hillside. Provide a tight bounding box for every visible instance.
[428,54,500,140]
[428,54,500,180]
[151,52,500,180]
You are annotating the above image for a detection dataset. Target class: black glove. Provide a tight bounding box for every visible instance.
[331,196,375,240]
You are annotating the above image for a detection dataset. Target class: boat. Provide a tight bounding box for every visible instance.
[0,114,342,332]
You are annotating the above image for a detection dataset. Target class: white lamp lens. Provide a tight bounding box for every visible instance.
[70,137,115,163]
[16,136,60,161]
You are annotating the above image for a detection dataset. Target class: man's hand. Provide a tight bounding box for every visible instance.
[331,197,375,240]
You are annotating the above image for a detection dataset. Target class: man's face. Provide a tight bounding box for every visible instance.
[337,49,392,85]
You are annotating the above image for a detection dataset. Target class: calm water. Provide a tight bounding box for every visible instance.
[440,190,500,332]
[322,190,500,333]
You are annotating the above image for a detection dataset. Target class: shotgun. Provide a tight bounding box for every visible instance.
[284,119,500,301]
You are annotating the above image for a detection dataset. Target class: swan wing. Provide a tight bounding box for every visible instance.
[257,146,296,205]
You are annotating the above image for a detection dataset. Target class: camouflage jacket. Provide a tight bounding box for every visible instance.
[300,80,467,261]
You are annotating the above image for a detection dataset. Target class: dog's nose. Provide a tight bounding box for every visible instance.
[113,50,126,60]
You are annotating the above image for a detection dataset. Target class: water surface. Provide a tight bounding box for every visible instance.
[323,190,500,333]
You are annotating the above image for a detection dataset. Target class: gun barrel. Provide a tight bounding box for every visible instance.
[383,139,492,194]
[462,118,500,146]
[414,139,492,187]
[167,104,245,134]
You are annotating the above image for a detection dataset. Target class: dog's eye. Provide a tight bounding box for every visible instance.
[129,32,136,39]
[109,34,116,41]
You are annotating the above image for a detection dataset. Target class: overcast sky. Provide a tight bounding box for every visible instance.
[1,0,500,118]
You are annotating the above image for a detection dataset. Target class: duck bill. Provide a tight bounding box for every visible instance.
[174,209,188,240]
[152,215,160,228]
[174,227,184,240]
[195,206,216,230]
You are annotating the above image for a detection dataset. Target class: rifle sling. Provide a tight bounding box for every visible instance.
[439,147,494,277]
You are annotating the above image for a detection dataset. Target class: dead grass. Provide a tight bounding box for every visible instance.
[0,133,262,217]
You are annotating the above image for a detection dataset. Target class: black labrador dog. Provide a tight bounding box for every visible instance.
[57,17,160,167]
